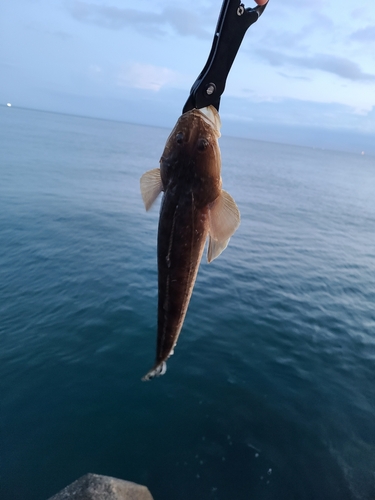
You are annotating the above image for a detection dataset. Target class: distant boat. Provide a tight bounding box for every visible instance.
[6,103,12,107]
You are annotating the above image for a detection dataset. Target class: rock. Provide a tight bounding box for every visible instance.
[47,473,154,500]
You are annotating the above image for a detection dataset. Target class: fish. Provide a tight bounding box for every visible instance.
[140,105,240,381]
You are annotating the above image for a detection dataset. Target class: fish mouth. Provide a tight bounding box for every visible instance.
[194,106,221,137]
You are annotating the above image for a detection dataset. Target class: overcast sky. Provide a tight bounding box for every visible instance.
[1,0,374,153]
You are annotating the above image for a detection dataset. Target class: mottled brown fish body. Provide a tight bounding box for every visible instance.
[156,192,211,369]
[140,106,240,380]
[155,111,222,370]
[156,196,208,367]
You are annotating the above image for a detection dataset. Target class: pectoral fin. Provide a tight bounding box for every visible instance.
[140,168,163,211]
[207,190,240,263]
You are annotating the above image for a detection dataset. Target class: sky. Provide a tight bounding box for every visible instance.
[1,0,374,154]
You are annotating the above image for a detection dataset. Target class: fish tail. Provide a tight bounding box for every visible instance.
[141,361,167,381]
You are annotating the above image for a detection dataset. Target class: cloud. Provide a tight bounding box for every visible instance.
[47,30,73,41]
[257,49,375,82]
[220,95,375,137]
[253,12,334,55]
[164,7,209,38]
[24,23,73,40]
[278,72,310,81]
[65,0,209,38]
[351,25,375,42]
[117,63,180,91]
[89,64,102,74]
[270,0,325,9]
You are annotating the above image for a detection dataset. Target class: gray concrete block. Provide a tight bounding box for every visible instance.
[47,473,154,500]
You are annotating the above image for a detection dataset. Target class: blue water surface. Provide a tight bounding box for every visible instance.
[0,105,374,500]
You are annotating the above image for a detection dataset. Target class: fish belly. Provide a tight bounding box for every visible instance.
[156,191,208,365]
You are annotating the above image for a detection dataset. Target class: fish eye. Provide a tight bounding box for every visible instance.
[197,138,209,151]
[176,132,184,145]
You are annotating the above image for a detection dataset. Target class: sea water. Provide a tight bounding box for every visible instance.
[0,105,374,500]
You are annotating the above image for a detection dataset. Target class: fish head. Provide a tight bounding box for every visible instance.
[160,106,222,206]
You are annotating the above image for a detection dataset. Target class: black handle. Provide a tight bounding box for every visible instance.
[183,0,268,113]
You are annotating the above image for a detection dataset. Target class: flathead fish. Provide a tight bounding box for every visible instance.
[140,105,240,380]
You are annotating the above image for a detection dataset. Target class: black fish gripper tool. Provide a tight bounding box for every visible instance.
[183,0,268,113]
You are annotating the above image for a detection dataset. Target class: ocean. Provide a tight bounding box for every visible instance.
[0,105,374,500]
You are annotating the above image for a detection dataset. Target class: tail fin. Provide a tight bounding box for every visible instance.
[141,361,167,381]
